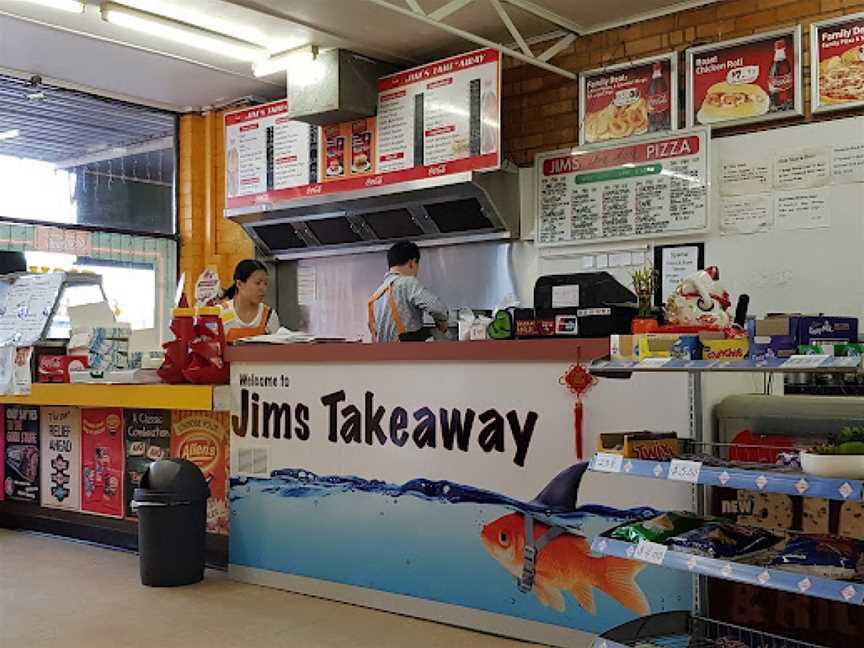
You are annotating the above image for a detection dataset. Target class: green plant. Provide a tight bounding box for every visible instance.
[630,263,656,318]
[813,426,864,455]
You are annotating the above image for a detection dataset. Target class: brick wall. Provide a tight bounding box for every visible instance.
[178,111,254,295]
[503,0,864,165]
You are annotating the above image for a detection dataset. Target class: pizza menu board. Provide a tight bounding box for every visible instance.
[536,129,709,246]
[812,13,864,113]
[225,48,501,211]
[580,53,677,145]
[40,406,81,511]
[687,27,802,128]
[225,101,317,202]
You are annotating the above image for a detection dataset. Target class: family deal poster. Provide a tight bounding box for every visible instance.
[812,12,864,112]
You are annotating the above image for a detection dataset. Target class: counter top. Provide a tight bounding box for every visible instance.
[0,383,226,411]
[225,338,609,364]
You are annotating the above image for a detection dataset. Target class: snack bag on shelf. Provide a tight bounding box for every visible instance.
[668,522,784,559]
[607,511,710,544]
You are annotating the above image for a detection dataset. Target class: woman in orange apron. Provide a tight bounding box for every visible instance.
[221,260,281,343]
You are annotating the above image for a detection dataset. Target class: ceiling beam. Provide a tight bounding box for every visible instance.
[538,33,575,62]
[404,0,426,14]
[489,0,531,57]
[359,0,576,79]
[53,136,175,169]
[429,0,476,22]
[500,0,583,34]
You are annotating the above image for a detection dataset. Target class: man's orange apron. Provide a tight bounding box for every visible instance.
[226,305,271,343]
[367,279,406,343]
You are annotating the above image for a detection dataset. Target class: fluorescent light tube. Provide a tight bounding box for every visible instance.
[16,0,84,13]
[100,3,267,62]
[252,45,317,78]
[0,129,21,141]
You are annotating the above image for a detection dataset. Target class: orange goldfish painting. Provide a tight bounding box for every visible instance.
[481,512,649,616]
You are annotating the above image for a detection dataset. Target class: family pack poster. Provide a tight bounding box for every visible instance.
[4,405,39,502]
[812,12,864,112]
[81,408,125,518]
[124,409,171,518]
[40,406,81,510]
[171,411,229,535]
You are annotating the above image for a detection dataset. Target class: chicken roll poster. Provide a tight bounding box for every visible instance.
[228,363,690,643]
[40,406,81,511]
[4,405,39,502]
[687,27,802,128]
[81,408,125,518]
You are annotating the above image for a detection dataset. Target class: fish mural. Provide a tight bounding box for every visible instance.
[481,463,649,616]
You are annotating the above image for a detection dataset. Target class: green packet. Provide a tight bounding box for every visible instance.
[607,511,712,544]
[835,343,864,358]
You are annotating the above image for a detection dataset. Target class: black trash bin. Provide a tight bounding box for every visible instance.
[133,458,210,587]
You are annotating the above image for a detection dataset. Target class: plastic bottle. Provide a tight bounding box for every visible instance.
[768,39,793,112]
[647,62,671,132]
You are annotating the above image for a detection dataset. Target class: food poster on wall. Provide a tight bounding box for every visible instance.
[536,129,709,246]
[321,118,377,182]
[172,411,229,534]
[4,405,39,502]
[81,408,125,518]
[377,47,500,173]
[225,101,317,204]
[580,53,677,145]
[40,406,81,510]
[228,363,691,638]
[124,409,171,518]
[687,27,802,128]
[812,13,864,113]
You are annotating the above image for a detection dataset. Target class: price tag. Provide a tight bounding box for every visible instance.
[593,453,624,473]
[638,357,670,368]
[784,355,830,368]
[667,459,702,483]
[633,540,668,565]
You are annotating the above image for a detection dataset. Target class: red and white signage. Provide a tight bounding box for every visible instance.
[687,27,802,128]
[34,226,93,256]
[224,48,501,211]
[580,53,678,145]
[81,408,125,518]
[536,129,709,246]
[811,13,864,113]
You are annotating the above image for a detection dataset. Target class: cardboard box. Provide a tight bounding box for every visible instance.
[798,316,858,345]
[37,355,89,383]
[701,336,749,361]
[611,335,641,361]
[638,334,701,360]
[598,431,679,460]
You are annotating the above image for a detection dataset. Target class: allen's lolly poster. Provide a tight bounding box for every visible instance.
[172,411,229,535]
[40,406,81,511]
[4,405,39,502]
[124,409,171,518]
[81,408,125,518]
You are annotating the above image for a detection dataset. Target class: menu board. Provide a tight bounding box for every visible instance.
[124,409,171,518]
[536,129,709,246]
[81,408,125,518]
[4,405,40,502]
[0,272,64,347]
[225,101,317,203]
[224,48,501,211]
[811,13,864,113]
[172,411,229,535]
[580,53,677,145]
[40,406,81,511]
[687,27,802,128]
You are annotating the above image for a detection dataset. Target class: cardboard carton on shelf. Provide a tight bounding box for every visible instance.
[597,431,679,460]
[750,315,798,361]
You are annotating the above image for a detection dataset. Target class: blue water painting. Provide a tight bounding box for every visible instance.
[230,469,691,634]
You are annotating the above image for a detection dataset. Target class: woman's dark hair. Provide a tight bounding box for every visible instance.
[225,259,268,300]
[387,241,420,268]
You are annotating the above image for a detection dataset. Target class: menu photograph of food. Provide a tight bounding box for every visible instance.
[812,13,864,112]
[688,28,802,128]
[580,54,677,144]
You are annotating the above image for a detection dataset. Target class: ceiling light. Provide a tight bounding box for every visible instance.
[100,2,268,62]
[15,0,84,13]
[0,129,21,141]
[253,45,318,79]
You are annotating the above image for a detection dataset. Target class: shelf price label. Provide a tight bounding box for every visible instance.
[634,540,668,565]
[668,459,702,483]
[783,355,830,368]
[638,357,671,368]
[593,453,624,473]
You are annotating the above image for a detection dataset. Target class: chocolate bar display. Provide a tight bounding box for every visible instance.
[124,409,171,518]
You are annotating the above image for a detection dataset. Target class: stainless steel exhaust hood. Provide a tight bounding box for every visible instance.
[225,169,520,260]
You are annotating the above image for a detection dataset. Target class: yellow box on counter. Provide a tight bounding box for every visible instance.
[597,431,679,460]
[638,334,702,360]
[700,336,749,361]
[610,334,641,360]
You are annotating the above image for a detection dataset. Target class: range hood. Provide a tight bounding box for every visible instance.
[225,169,520,260]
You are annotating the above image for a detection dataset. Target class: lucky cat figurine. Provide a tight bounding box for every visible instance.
[665,266,732,329]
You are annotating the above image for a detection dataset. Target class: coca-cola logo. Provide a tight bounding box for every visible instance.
[427,165,448,176]
[305,185,323,195]
[365,176,383,187]
[770,73,793,92]
[647,92,669,112]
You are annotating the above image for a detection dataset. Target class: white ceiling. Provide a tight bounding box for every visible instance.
[0,0,716,111]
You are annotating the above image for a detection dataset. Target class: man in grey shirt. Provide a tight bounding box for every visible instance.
[368,241,449,343]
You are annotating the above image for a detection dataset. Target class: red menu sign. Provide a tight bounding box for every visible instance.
[81,408,125,518]
[687,27,802,128]
[224,48,501,212]
[580,53,677,144]
[812,13,864,112]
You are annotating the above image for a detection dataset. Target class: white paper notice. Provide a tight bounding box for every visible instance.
[774,149,831,190]
[581,256,596,270]
[775,189,831,231]
[552,285,580,308]
[297,267,317,306]
[609,252,632,268]
[661,246,700,302]
[720,195,773,235]
[720,158,771,196]
[595,254,609,269]
[832,144,864,185]
[0,273,64,347]
[631,251,646,266]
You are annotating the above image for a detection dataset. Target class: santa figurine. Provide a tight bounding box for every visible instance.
[665,266,732,330]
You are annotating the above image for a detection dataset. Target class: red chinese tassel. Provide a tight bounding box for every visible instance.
[560,364,597,460]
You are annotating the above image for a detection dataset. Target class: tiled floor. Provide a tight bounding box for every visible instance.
[0,529,547,647]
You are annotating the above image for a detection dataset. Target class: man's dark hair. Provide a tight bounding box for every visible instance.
[387,241,420,268]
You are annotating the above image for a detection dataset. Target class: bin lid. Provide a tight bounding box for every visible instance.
[134,459,210,504]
